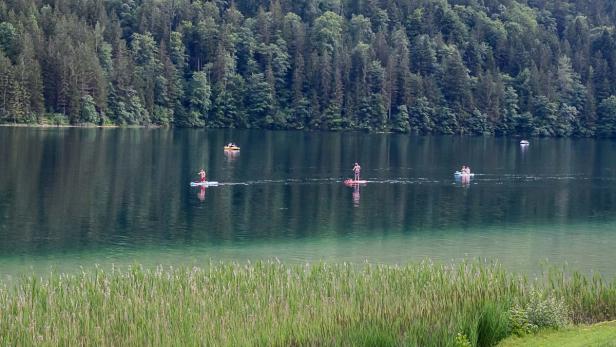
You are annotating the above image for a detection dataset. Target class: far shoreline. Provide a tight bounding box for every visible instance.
[0,123,162,129]
[0,123,605,140]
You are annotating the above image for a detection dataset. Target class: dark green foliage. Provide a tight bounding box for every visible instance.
[597,96,616,137]
[0,0,615,136]
[391,105,410,133]
[409,97,436,133]
[532,96,559,136]
[246,73,274,127]
[475,303,511,347]
[79,95,99,124]
[0,22,18,59]
[182,71,211,127]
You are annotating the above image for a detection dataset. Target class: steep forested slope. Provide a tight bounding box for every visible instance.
[1,0,616,136]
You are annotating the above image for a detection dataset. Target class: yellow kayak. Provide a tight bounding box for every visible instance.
[224,145,240,151]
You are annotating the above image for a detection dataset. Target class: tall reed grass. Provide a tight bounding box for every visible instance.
[0,261,614,346]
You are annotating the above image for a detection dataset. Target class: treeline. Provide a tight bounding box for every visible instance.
[1,0,616,136]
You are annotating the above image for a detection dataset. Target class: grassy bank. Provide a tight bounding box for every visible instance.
[498,321,616,346]
[0,261,614,346]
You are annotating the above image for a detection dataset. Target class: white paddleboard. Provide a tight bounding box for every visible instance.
[190,181,219,187]
[344,179,368,185]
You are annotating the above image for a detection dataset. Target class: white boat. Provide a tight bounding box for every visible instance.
[520,140,530,145]
[190,181,219,187]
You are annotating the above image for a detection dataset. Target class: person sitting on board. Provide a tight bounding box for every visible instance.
[198,169,207,182]
[353,162,361,181]
[460,165,466,174]
[464,166,471,174]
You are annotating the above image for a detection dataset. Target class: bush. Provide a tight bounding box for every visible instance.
[455,332,472,347]
[510,290,570,335]
[43,113,69,126]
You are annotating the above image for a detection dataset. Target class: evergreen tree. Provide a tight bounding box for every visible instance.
[79,95,100,124]
[0,22,18,60]
[246,72,274,127]
[532,96,558,136]
[182,71,211,127]
[409,97,435,133]
[498,86,520,135]
[0,52,12,120]
[597,96,616,137]
[440,48,471,108]
[391,105,410,133]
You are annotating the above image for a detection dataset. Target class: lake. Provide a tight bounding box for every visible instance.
[1,127,615,278]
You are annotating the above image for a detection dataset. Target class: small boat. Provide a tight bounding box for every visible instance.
[520,140,529,145]
[190,181,219,187]
[224,145,240,151]
[344,179,368,185]
[454,171,475,177]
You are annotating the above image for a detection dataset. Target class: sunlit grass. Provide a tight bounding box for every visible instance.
[0,261,614,346]
[498,320,616,347]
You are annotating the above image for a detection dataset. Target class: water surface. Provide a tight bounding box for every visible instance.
[1,128,615,278]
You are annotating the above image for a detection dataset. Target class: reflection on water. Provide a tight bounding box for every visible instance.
[344,180,363,207]
[197,186,207,202]
[1,128,616,276]
[455,174,472,187]
[224,150,240,162]
[352,184,360,207]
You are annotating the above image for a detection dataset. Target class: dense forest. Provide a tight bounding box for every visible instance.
[1,0,616,136]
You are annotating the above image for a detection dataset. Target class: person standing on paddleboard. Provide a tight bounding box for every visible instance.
[198,169,207,182]
[353,163,361,181]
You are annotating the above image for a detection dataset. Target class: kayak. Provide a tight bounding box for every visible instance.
[454,172,474,177]
[190,181,219,187]
[224,146,240,151]
[344,179,368,185]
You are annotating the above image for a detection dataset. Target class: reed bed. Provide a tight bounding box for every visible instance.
[0,261,614,346]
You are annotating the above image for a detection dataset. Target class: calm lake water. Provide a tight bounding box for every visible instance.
[1,127,616,278]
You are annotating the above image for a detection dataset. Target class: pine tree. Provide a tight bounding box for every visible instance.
[0,52,11,120]
[440,48,471,108]
[409,97,435,133]
[498,87,520,135]
[79,95,100,124]
[247,73,274,127]
[0,22,18,60]
[391,104,410,133]
[597,96,616,137]
[182,71,211,127]
[532,96,558,136]
[19,36,44,118]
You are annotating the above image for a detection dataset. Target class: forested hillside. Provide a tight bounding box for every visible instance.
[1,0,616,136]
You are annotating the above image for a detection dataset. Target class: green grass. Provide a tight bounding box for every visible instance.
[498,321,616,346]
[0,261,614,346]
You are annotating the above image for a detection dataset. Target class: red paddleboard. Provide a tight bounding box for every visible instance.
[344,179,367,185]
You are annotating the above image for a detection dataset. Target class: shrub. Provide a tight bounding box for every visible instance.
[510,290,570,335]
[455,332,472,347]
[44,113,69,126]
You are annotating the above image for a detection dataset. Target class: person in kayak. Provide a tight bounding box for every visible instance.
[459,165,471,174]
[353,162,361,181]
[198,169,207,182]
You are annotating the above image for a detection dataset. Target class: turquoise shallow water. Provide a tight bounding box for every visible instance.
[1,128,616,277]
